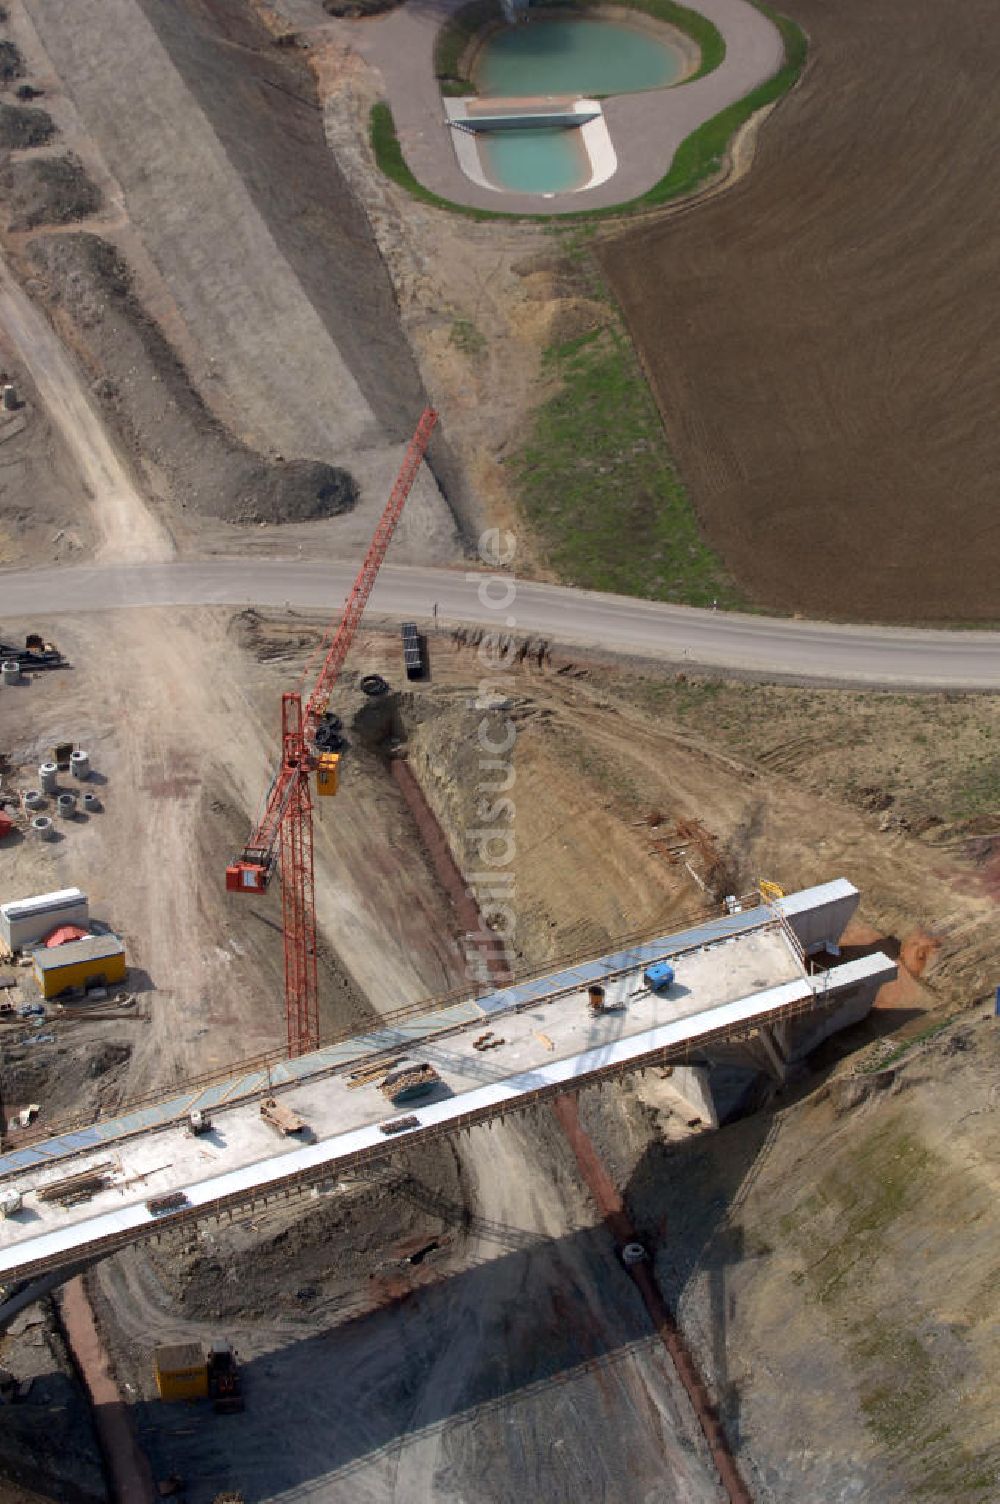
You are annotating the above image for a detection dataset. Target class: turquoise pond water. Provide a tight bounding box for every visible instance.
[478,124,588,194]
[475,16,684,98]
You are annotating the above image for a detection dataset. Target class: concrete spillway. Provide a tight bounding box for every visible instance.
[0,882,893,1285]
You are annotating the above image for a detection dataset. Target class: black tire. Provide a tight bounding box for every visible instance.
[360,674,389,697]
[315,718,345,750]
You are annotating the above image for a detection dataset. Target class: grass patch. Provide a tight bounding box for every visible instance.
[434,0,726,97]
[779,1119,933,1307]
[369,102,497,219]
[861,1017,954,1074]
[450,316,487,355]
[627,5,806,211]
[852,1319,997,1499]
[598,674,1000,829]
[772,1118,997,1499]
[509,322,742,606]
[434,0,495,95]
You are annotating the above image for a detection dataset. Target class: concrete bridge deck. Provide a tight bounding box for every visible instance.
[0,882,893,1284]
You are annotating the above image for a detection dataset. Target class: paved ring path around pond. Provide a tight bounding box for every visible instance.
[342,0,785,213]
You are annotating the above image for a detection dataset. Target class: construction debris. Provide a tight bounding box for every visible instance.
[346,1057,401,1090]
[260,1096,306,1135]
[379,1063,440,1104]
[0,635,62,670]
[378,1114,420,1135]
[0,1189,23,1219]
[472,1031,505,1052]
[37,1162,114,1205]
[147,1190,189,1215]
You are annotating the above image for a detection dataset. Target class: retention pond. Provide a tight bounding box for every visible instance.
[474,15,686,98]
[477,122,590,193]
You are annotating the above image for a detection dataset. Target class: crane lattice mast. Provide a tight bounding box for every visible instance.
[226,408,438,1056]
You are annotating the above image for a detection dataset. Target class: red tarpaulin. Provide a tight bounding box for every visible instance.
[43,925,89,948]
[0,810,12,840]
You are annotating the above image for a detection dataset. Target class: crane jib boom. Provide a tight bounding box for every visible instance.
[225,407,438,896]
[303,406,437,744]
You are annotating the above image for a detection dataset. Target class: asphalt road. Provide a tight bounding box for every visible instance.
[2,559,999,689]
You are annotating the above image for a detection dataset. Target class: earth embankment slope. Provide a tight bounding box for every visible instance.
[599,0,1000,623]
[21,0,466,554]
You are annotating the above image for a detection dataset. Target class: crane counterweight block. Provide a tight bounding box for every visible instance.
[225,860,270,894]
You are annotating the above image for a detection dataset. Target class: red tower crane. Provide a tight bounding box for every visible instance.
[226,408,438,1057]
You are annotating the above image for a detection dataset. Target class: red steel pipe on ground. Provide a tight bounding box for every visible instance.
[551,1094,753,1504]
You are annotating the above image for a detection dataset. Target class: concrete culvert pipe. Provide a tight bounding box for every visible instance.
[39,762,58,793]
[82,792,100,813]
[1,660,20,686]
[70,750,91,780]
[22,790,43,811]
[56,792,77,820]
[32,815,54,842]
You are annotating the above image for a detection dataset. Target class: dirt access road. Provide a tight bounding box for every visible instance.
[5,558,1000,689]
[0,257,170,564]
[599,0,1000,623]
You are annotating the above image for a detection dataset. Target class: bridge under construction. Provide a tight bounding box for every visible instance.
[0,880,893,1293]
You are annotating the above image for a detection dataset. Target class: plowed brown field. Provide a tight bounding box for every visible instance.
[598,0,1000,623]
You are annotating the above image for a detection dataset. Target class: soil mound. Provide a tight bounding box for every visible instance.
[29,233,359,525]
[4,1033,132,1121]
[2,154,100,230]
[226,456,358,525]
[322,0,403,13]
[150,1140,467,1322]
[0,37,23,82]
[0,101,55,149]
